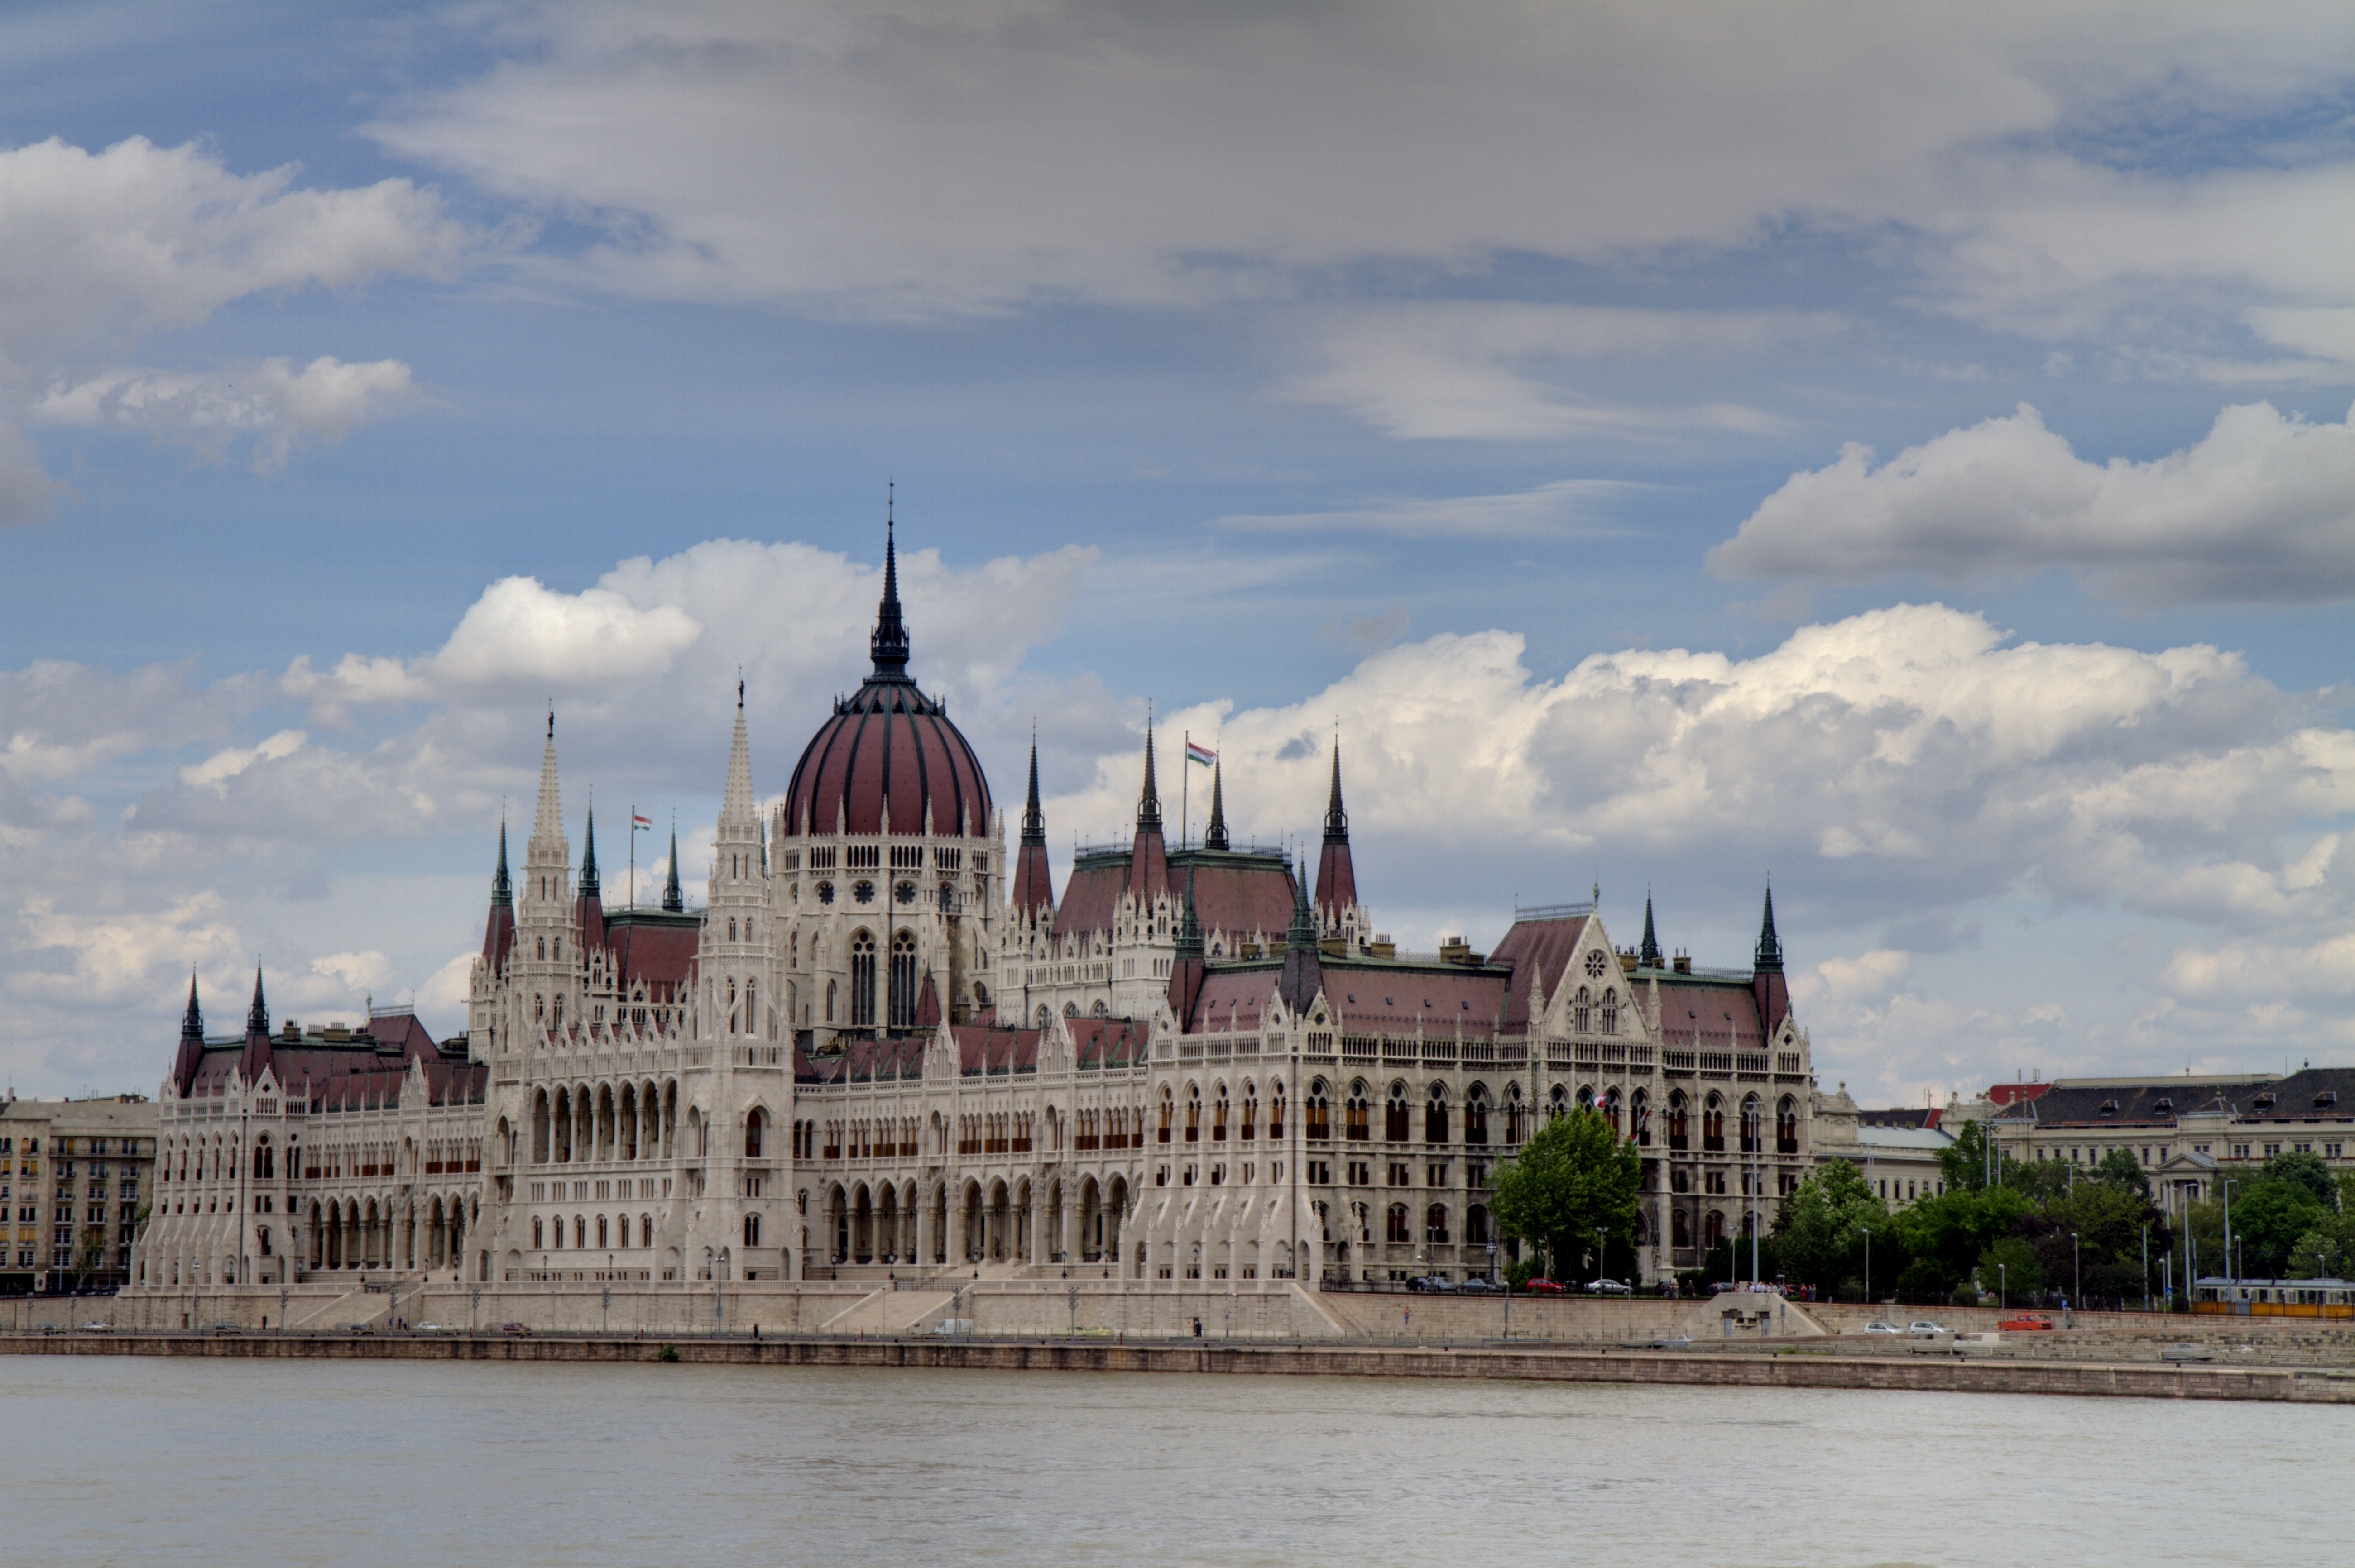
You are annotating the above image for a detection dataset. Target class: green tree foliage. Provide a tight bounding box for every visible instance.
[1485,1108,1641,1283]
[1770,1161,1890,1293]
[2093,1146,2151,1196]
[2226,1181,2329,1276]
[1892,1185,2030,1295]
[1977,1234,2043,1299]
[2261,1149,2336,1209]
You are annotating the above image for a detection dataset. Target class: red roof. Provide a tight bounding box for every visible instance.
[1656,979,1769,1051]
[953,1024,1039,1074]
[1321,961,1509,1038]
[1055,851,1296,943]
[1989,1082,2052,1107]
[1487,913,1593,1033]
[1067,1016,1150,1068]
[785,681,993,838]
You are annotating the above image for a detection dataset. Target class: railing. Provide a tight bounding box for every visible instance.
[1422,1042,1456,1065]
[1663,1049,1695,1071]
[1738,1052,1770,1077]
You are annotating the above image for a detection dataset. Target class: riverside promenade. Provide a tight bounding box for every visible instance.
[10,1327,2355,1405]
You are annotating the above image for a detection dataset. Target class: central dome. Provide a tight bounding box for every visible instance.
[782,528,994,839]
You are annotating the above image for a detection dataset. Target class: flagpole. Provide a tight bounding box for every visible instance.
[1182,730,1189,849]
[629,804,636,910]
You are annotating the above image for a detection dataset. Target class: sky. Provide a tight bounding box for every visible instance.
[1,0,2350,1105]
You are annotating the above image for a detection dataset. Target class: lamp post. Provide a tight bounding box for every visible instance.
[2221,1178,2239,1302]
[1861,1227,1871,1306]
[1594,1225,1607,1289]
[2070,1232,2080,1316]
[1997,1261,2006,1311]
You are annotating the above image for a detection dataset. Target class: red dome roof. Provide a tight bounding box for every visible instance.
[782,525,995,838]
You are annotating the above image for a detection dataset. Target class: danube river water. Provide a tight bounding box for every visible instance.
[5,1356,2345,1567]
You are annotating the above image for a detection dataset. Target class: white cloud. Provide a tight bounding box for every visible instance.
[369,4,2354,373]
[1273,304,1831,441]
[1708,399,2355,605]
[180,729,306,790]
[0,135,473,517]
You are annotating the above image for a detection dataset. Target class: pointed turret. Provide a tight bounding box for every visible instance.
[1203,758,1229,851]
[662,828,684,913]
[579,805,601,900]
[529,711,566,860]
[171,970,206,1097]
[1752,881,1791,1033]
[1639,892,1662,970]
[870,502,911,682]
[720,679,757,831]
[245,966,269,1037]
[1166,867,1206,1025]
[1312,738,1359,939]
[238,965,274,1083]
[1010,735,1057,916]
[1128,720,1168,901]
[1279,856,1323,1014]
[482,818,517,970]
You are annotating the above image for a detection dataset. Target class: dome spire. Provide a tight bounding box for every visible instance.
[529,709,565,859]
[1322,735,1348,843]
[490,815,511,908]
[579,798,600,900]
[1204,757,1229,851]
[1022,730,1046,846]
[870,484,911,682]
[720,677,757,832]
[246,965,269,1038]
[1754,880,1784,973]
[182,969,204,1043]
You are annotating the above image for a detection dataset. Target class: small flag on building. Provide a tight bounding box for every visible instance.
[632,811,652,831]
[1185,741,1217,767]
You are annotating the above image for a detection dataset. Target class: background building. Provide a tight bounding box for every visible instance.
[0,1094,157,1295]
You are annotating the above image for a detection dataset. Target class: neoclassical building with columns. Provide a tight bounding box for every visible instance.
[134,529,1819,1300]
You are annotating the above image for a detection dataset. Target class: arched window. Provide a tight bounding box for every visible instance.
[617,1214,630,1248]
[532,1217,544,1249]
[888,929,918,1030]
[744,1213,761,1247]
[1213,1085,1229,1143]
[1504,1083,1527,1144]
[1463,1084,1488,1146]
[1631,1088,1651,1146]
[1703,1209,1726,1247]
[1776,1096,1799,1155]
[1424,1083,1449,1145]
[1602,1086,1621,1138]
[1185,1085,1202,1143]
[1740,1095,1762,1155]
[1158,1089,1173,1143]
[596,1214,609,1248]
[574,1215,586,1248]
[1239,1084,1258,1142]
[1703,1094,1726,1152]
[1599,989,1618,1034]
[1548,1084,1568,1122]
[1672,1207,1692,1249]
[1385,1083,1410,1142]
[1345,1082,1370,1141]
[1668,1090,1689,1150]
[826,979,838,1023]
[745,1108,765,1159]
[1467,1205,1490,1246]
[1386,1203,1411,1243]
[1306,1080,1331,1141]
[1573,985,1591,1033]
[850,932,877,1028]
[1425,1203,1450,1245]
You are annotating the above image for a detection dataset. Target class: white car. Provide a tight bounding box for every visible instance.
[1908,1319,1949,1338]
[413,1322,450,1333]
[1861,1320,1903,1335]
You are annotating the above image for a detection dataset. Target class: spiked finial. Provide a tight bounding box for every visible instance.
[1136,713,1162,835]
[490,817,512,908]
[870,494,911,680]
[182,970,204,1043]
[579,802,600,899]
[246,966,268,1037]
[1323,736,1348,844]
[1176,866,1203,959]
[1755,881,1784,973]
[1639,889,1661,969]
[1204,757,1229,851]
[1022,732,1046,845]
[663,823,685,912]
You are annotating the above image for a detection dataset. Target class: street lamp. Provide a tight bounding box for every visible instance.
[1594,1225,1607,1288]
[2070,1232,2080,1316]
[1861,1227,1871,1306]
[1997,1261,2006,1311]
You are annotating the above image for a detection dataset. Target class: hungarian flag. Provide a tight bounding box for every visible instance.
[1185,741,1217,767]
[632,812,652,831]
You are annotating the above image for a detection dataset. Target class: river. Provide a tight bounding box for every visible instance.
[4,1356,2343,1566]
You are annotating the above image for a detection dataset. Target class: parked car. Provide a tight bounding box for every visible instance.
[1522,1278,1570,1296]
[1907,1320,1949,1338]
[1588,1278,1633,1296]
[1405,1275,1456,1293]
[78,1321,112,1333]
[413,1322,450,1334]
[207,1321,243,1335]
[499,1322,532,1336]
[1997,1312,2055,1332]
[1458,1276,1507,1296]
[1861,1320,1903,1335]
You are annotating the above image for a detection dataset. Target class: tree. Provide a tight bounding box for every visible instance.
[1894,1185,2030,1294]
[1770,1160,1890,1294]
[1977,1234,2043,1299]
[2226,1181,2329,1277]
[2093,1147,2150,1197]
[1486,1108,1641,1283]
[2261,1149,2336,1209]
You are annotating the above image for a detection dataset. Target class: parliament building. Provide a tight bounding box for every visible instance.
[132,531,1818,1304]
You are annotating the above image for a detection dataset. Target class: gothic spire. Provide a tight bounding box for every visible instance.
[662,826,685,913]
[529,709,565,859]
[1322,736,1348,844]
[1289,855,1316,947]
[1021,733,1046,846]
[869,492,911,681]
[720,679,757,832]
[182,970,204,1043]
[490,817,511,908]
[1204,757,1229,851]
[1754,881,1784,973]
[1136,716,1162,836]
[579,803,600,899]
[1176,866,1203,959]
[1639,890,1661,970]
[245,966,269,1037]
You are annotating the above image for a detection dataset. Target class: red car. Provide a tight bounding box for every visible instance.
[1522,1278,1570,1296]
[1997,1312,2055,1331]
